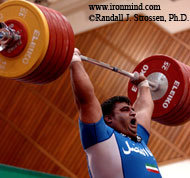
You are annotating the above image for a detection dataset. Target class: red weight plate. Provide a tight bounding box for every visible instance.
[168,62,190,125]
[43,13,74,83]
[180,65,190,122]
[154,60,188,125]
[171,62,190,122]
[155,61,188,119]
[38,8,69,83]
[155,61,189,125]
[18,4,57,83]
[61,15,75,72]
[41,12,72,83]
[29,5,62,84]
[128,55,186,120]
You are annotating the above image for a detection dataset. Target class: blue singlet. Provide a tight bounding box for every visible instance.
[79,116,162,178]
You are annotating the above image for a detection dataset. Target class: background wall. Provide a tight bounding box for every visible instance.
[49,0,190,34]
[160,159,190,178]
[0,0,190,178]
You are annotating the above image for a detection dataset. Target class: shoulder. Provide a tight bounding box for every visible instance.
[79,116,114,149]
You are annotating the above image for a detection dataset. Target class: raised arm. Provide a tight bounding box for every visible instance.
[70,48,102,124]
[132,72,154,133]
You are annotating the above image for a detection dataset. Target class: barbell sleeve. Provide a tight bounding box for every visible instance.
[80,55,159,90]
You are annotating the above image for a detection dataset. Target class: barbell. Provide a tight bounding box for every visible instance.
[0,0,189,126]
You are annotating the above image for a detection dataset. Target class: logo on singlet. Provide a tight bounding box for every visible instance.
[122,141,153,157]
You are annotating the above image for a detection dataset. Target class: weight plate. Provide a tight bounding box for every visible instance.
[153,61,189,125]
[171,62,190,122]
[23,5,64,84]
[38,7,68,83]
[0,0,49,78]
[61,15,75,72]
[42,11,71,83]
[183,64,190,123]
[165,62,190,125]
[34,7,63,83]
[128,55,186,119]
[44,13,74,83]
[19,4,57,83]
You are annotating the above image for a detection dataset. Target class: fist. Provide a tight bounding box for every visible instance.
[71,48,81,63]
[131,71,147,86]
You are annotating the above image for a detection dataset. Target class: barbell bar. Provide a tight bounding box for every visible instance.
[0,0,189,126]
[80,55,159,90]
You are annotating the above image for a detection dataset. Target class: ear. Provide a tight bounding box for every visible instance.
[104,115,112,125]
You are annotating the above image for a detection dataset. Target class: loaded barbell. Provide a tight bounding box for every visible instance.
[0,0,189,126]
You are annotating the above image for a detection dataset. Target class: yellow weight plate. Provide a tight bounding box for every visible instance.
[0,0,49,78]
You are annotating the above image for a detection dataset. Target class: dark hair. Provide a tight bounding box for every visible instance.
[101,96,131,117]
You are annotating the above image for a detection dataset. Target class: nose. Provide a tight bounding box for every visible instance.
[129,109,136,116]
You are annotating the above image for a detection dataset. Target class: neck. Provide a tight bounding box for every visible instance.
[122,133,142,143]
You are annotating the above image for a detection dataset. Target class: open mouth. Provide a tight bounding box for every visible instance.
[130,118,136,125]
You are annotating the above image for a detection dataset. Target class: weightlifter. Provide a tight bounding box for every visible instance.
[70,48,162,178]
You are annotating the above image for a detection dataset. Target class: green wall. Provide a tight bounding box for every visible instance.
[0,164,69,178]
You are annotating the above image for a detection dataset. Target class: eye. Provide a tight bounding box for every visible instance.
[120,107,130,112]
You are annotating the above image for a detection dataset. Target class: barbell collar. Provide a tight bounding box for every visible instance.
[0,22,21,51]
[80,55,159,90]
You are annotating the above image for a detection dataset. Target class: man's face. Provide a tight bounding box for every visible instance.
[110,102,137,138]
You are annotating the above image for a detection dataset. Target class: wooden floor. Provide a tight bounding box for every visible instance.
[0,17,190,178]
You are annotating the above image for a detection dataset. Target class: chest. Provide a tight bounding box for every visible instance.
[115,133,161,178]
[121,138,153,158]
